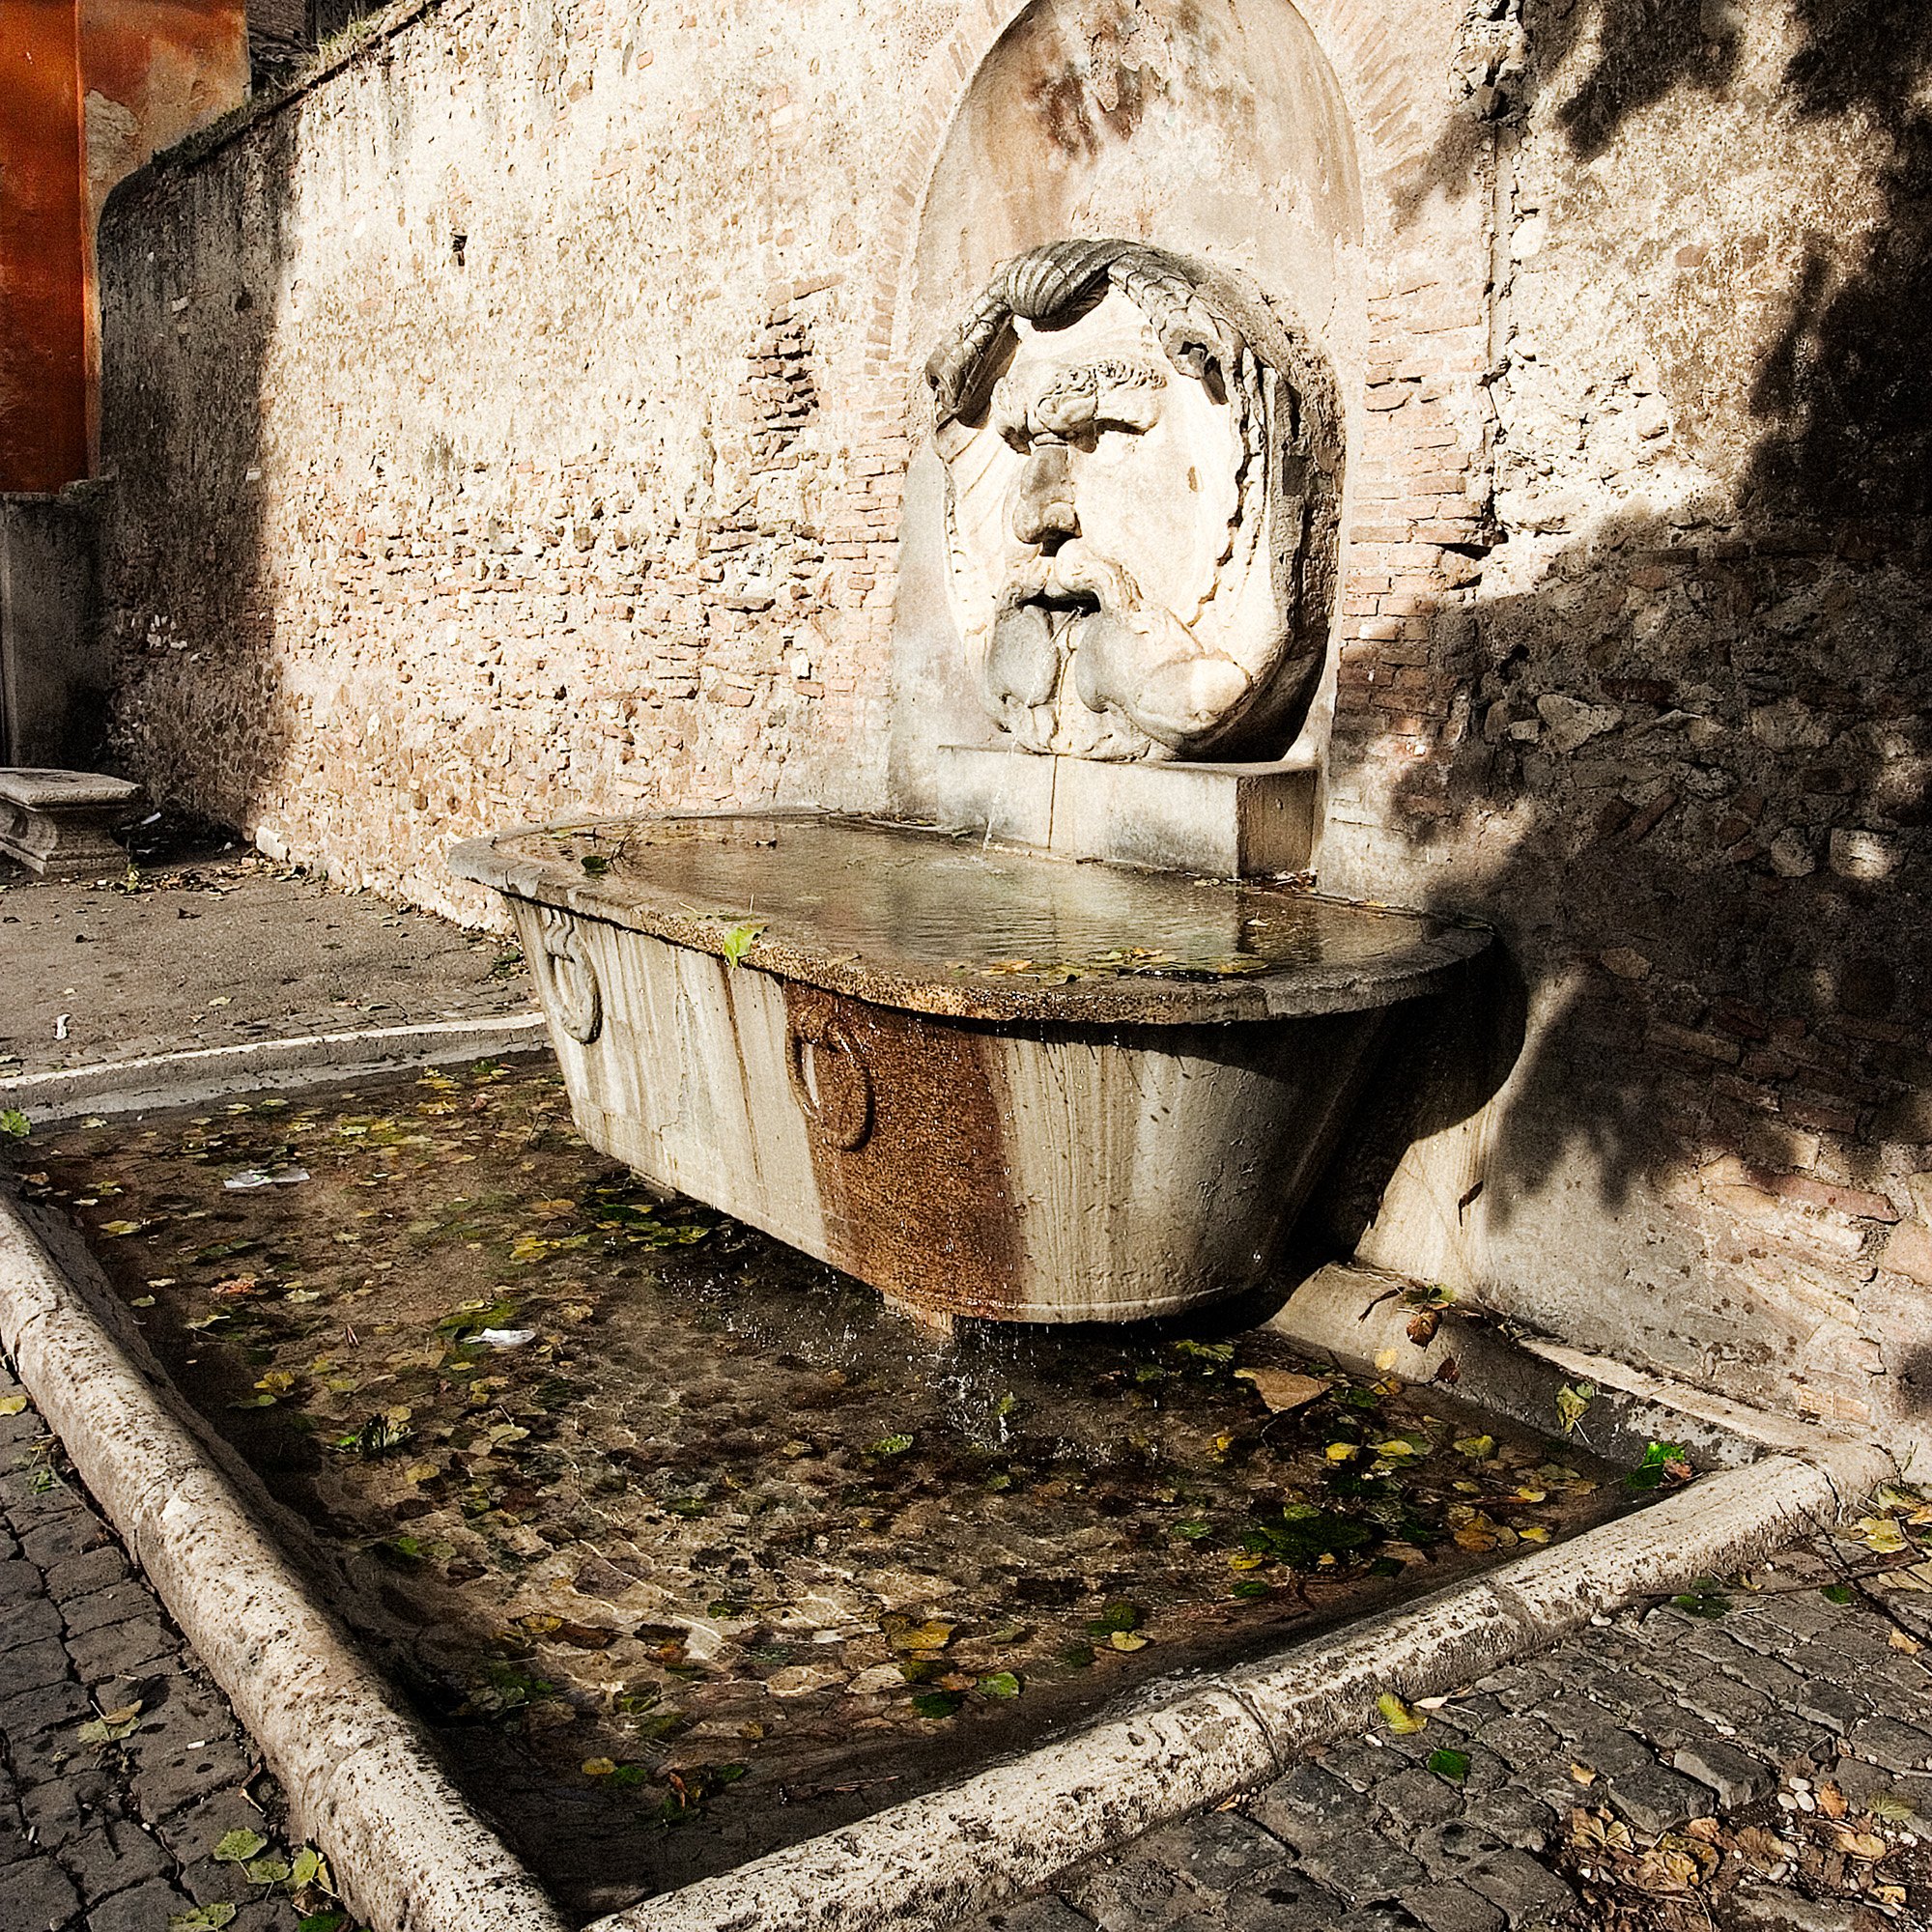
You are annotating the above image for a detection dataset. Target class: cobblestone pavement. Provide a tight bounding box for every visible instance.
[0,1357,331,1932]
[976,1543,1932,1932]
[11,1300,1929,1932]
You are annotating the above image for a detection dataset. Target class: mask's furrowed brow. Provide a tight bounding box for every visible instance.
[993,358,1167,446]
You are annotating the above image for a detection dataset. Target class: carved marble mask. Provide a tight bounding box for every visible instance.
[926,241,1341,764]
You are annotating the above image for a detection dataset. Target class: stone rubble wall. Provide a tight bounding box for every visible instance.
[92,0,1932,1440]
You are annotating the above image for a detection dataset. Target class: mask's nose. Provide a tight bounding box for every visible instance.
[1011,440,1079,550]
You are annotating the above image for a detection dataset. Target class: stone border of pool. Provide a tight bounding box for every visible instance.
[0,1009,550,1125]
[593,1445,1893,1932]
[0,1043,1898,1932]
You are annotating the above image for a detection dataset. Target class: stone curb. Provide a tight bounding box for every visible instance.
[597,1441,1895,1932]
[0,1188,571,1932]
[0,1011,549,1124]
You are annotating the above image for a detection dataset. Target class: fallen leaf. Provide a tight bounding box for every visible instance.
[1233,1367,1329,1412]
[1556,1381,1597,1435]
[0,1394,26,1416]
[168,1908,238,1932]
[213,1828,269,1863]
[1377,1691,1426,1735]
[1831,1828,1889,1861]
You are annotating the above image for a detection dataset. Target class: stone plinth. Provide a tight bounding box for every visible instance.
[933,745,1316,876]
[0,769,140,876]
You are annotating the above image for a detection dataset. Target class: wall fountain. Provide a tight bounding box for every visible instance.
[453,241,1487,1325]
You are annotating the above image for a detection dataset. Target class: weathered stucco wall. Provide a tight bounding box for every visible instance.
[95,0,1932,1442]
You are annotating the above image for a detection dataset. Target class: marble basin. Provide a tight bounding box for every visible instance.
[450,813,1487,1324]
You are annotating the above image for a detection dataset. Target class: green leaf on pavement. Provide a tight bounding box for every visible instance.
[213,1829,269,1863]
[168,1908,238,1932]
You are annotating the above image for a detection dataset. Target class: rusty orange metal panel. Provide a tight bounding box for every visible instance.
[75,0,250,460]
[0,0,89,494]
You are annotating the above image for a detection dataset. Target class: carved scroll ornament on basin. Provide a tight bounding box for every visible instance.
[531,907,603,1044]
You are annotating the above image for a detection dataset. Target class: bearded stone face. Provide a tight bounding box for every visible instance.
[938,291,1257,760]
[927,236,1346,768]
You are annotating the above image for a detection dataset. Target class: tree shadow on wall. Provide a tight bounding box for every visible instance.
[1309,4,1932,1351]
[1408,0,1932,519]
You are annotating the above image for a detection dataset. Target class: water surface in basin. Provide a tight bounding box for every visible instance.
[27,1064,1648,1918]
[465,813,1487,1018]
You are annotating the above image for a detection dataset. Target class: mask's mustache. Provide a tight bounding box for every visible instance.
[1006,542,1133,615]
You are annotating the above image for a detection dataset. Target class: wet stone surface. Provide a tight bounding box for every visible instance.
[24,1064,1635,1915]
[456,811,1487,1023]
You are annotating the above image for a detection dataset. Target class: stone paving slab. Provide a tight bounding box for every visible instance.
[0,1356,336,1932]
[973,1554,1932,1932]
[0,852,531,1083]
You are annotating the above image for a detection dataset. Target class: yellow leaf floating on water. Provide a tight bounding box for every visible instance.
[883,1615,954,1654]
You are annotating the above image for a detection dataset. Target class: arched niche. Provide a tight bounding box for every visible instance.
[890,0,1366,815]
[910,0,1364,377]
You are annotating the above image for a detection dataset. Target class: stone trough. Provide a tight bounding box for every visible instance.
[451,810,1486,1325]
